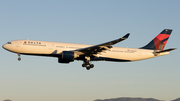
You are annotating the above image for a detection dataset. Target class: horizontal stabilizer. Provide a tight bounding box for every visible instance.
[155,48,177,53]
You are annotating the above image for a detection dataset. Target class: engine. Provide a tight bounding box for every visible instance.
[58,51,78,63]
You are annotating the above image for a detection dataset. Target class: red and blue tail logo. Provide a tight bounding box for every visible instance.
[141,29,172,50]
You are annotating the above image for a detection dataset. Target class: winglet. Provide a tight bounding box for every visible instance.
[122,33,130,39]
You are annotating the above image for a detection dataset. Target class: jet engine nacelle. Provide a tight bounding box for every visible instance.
[58,51,78,63]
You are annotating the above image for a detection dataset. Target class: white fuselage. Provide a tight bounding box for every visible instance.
[2,40,169,62]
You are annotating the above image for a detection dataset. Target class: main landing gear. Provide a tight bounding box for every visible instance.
[82,60,94,70]
[18,53,21,61]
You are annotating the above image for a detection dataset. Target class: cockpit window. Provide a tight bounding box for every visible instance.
[7,42,12,44]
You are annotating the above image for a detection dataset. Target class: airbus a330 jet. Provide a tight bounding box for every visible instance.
[2,29,176,70]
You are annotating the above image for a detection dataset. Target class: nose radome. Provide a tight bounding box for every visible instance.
[2,44,5,49]
[2,44,7,49]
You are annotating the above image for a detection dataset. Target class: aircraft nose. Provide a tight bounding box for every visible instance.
[2,44,7,49]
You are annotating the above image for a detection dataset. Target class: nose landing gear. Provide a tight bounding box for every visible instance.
[18,53,21,61]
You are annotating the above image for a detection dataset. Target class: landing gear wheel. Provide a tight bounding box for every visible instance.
[82,60,95,70]
[18,53,21,61]
[90,64,94,68]
[85,61,90,65]
[18,57,21,61]
[82,64,86,67]
[86,66,90,70]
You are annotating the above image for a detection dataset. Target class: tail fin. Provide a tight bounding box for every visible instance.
[140,29,172,50]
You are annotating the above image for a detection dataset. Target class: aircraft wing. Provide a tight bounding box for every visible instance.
[74,33,130,56]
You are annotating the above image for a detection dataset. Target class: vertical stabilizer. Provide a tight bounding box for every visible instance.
[140,29,172,50]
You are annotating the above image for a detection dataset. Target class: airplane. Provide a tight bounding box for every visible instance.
[2,29,176,70]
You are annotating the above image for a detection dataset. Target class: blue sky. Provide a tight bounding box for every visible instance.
[0,0,179,101]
